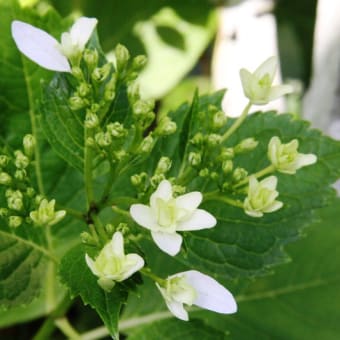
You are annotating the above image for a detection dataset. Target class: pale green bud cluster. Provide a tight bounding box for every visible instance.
[155,117,177,136]
[6,189,24,211]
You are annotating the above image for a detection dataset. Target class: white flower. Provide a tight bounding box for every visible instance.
[30,199,66,227]
[244,176,283,218]
[240,56,293,105]
[268,136,317,174]
[11,17,97,72]
[85,232,144,292]
[156,270,237,321]
[130,180,216,256]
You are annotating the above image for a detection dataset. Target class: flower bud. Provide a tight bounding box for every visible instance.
[212,110,227,129]
[232,167,248,182]
[23,134,35,157]
[127,82,140,102]
[69,96,88,111]
[132,55,147,71]
[115,44,130,70]
[114,149,127,161]
[105,223,115,234]
[7,190,23,211]
[86,137,95,147]
[131,172,148,187]
[71,66,84,80]
[14,150,29,169]
[8,216,23,228]
[0,208,8,218]
[206,134,221,147]
[77,83,91,97]
[106,122,127,138]
[26,187,35,197]
[190,133,204,146]
[210,171,219,180]
[0,172,12,185]
[139,135,155,153]
[150,174,165,187]
[95,132,112,147]
[222,160,233,174]
[155,117,177,136]
[92,64,111,83]
[188,152,201,167]
[30,199,66,227]
[0,155,9,167]
[155,157,172,174]
[84,49,99,70]
[15,169,27,181]
[234,138,258,154]
[133,99,154,116]
[199,168,209,177]
[80,231,97,245]
[85,111,99,129]
[220,147,234,160]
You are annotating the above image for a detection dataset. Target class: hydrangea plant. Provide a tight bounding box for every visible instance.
[1,3,340,340]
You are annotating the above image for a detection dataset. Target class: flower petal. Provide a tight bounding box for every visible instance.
[262,200,283,213]
[121,254,144,280]
[150,180,172,205]
[85,254,100,277]
[70,17,98,50]
[254,56,277,82]
[184,270,237,314]
[111,231,124,257]
[151,231,182,256]
[239,68,253,98]
[177,209,216,231]
[296,153,317,168]
[175,192,202,211]
[130,204,158,230]
[268,84,294,101]
[11,20,71,72]
[261,176,277,190]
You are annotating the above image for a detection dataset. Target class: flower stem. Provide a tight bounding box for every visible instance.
[141,268,166,285]
[221,101,252,143]
[112,205,131,218]
[204,192,244,208]
[55,317,81,339]
[233,164,276,188]
[84,127,94,210]
[91,213,108,243]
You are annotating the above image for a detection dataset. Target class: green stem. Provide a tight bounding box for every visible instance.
[33,295,72,340]
[140,268,165,285]
[221,101,252,143]
[204,191,243,208]
[55,317,81,339]
[233,164,276,188]
[91,213,108,243]
[112,205,131,218]
[56,205,84,220]
[84,127,94,210]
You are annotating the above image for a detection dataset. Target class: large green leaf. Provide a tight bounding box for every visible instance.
[59,244,128,339]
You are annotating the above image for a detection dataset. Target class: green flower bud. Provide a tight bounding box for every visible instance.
[190,133,204,146]
[80,231,97,245]
[232,167,248,182]
[115,44,130,70]
[210,171,219,180]
[155,157,172,174]
[155,117,177,136]
[105,223,115,234]
[235,138,259,154]
[86,137,95,147]
[114,149,127,161]
[95,132,112,147]
[212,110,227,129]
[0,155,9,167]
[188,152,201,167]
[104,88,116,102]
[127,82,140,102]
[85,111,99,129]
[220,147,234,160]
[133,99,154,116]
[132,55,147,71]
[14,150,29,169]
[0,172,12,185]
[92,63,111,83]
[222,160,233,174]
[8,216,23,228]
[15,169,27,181]
[71,66,84,80]
[117,222,129,234]
[0,208,8,218]
[23,134,35,157]
[206,134,222,147]
[78,83,91,97]
[172,185,186,196]
[139,135,155,153]
[7,190,23,211]
[84,49,99,70]
[69,96,88,111]
[150,174,165,187]
[199,168,209,177]
[35,195,44,205]
[26,187,35,197]
[131,172,148,187]
[106,122,127,138]
[30,199,66,227]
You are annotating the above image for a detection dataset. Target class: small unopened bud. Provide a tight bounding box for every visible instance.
[156,117,177,136]
[232,167,248,182]
[92,64,111,83]
[206,134,222,146]
[172,185,186,195]
[115,44,130,70]
[235,138,258,154]
[220,147,234,160]
[139,135,155,153]
[95,132,112,147]
[132,55,147,71]
[105,223,115,234]
[8,216,23,228]
[131,172,148,187]
[7,190,23,211]
[85,111,99,129]
[80,231,97,245]
[78,83,91,97]
[0,155,9,167]
[104,88,116,101]
[222,160,233,174]
[71,66,84,80]
[188,152,201,167]
[0,208,8,218]
[23,134,35,157]
[190,133,204,146]
[84,49,99,70]
[0,172,12,185]
[117,222,128,234]
[212,110,227,129]
[150,174,165,187]
[106,122,127,138]
[14,150,29,169]
[69,96,88,110]
[114,149,127,161]
[133,99,154,116]
[199,168,209,177]
[26,187,35,197]
[155,157,172,174]
[210,171,219,180]
[86,137,95,147]
[15,169,27,181]
[127,82,140,102]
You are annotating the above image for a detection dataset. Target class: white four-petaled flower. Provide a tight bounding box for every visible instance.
[244,175,283,218]
[156,270,237,321]
[240,56,293,105]
[85,231,144,292]
[130,180,216,256]
[11,17,97,72]
[268,136,317,174]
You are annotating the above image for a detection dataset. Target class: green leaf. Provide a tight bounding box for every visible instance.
[59,244,128,339]
[127,318,228,340]
[195,197,340,339]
